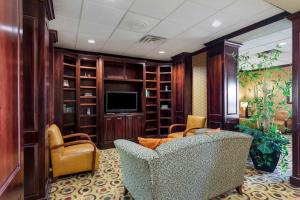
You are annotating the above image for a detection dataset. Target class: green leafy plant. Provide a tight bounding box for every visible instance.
[236,46,291,172]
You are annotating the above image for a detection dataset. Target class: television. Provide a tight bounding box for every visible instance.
[106,91,138,113]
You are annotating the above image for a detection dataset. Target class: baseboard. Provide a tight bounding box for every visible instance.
[290,175,300,187]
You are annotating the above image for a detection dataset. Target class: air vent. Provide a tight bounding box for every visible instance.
[139,35,166,44]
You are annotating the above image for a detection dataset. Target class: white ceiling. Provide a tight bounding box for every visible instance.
[50,0,284,60]
[232,19,292,67]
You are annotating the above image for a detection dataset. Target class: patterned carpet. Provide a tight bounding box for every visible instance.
[49,135,300,200]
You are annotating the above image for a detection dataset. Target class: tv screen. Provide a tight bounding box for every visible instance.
[106,91,138,112]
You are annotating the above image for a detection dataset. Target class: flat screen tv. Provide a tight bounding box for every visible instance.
[106,91,138,113]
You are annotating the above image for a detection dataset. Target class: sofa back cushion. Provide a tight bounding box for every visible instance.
[153,131,252,200]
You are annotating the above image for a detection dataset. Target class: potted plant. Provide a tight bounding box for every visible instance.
[236,46,291,172]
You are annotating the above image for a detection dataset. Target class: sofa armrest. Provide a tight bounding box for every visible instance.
[114,139,159,199]
[168,124,186,134]
[63,133,91,141]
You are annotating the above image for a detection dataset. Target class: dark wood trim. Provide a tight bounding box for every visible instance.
[55,47,172,63]
[288,11,300,187]
[204,12,290,47]
[44,0,55,21]
[288,11,300,20]
[49,29,58,43]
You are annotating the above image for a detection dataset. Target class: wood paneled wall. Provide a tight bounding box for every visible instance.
[23,0,55,199]
[289,11,300,187]
[0,0,23,199]
[172,53,192,124]
[206,41,240,130]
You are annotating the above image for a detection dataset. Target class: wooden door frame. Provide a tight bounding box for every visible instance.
[289,11,300,187]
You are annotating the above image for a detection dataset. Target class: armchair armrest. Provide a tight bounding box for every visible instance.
[63,133,91,141]
[51,140,97,171]
[168,124,186,134]
[183,127,203,137]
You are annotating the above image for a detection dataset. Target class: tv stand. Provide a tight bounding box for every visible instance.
[103,112,144,148]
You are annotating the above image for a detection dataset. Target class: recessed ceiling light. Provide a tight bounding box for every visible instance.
[88,39,95,44]
[278,42,287,46]
[212,20,222,28]
[159,51,165,54]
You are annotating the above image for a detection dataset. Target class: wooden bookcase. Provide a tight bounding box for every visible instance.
[159,65,173,135]
[55,50,184,149]
[144,64,159,136]
[144,63,173,137]
[77,56,99,143]
[62,54,77,133]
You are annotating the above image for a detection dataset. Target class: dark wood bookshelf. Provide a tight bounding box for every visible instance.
[78,57,99,143]
[62,55,77,133]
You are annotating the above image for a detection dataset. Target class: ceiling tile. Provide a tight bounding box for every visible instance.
[248,7,283,23]
[81,0,126,27]
[176,27,212,44]
[102,29,144,53]
[53,0,82,19]
[119,12,160,33]
[76,32,107,51]
[222,0,274,20]
[149,20,188,38]
[130,0,184,19]
[78,20,114,38]
[124,40,164,56]
[87,0,133,10]
[56,31,77,49]
[189,0,237,10]
[49,15,79,32]
[167,1,216,27]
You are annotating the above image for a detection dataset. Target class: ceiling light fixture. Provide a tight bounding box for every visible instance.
[212,20,222,28]
[88,39,95,44]
[159,51,165,54]
[278,42,287,46]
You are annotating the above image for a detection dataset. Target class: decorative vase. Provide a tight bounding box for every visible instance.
[250,149,281,173]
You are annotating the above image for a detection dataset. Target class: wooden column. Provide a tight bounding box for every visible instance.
[172,53,192,124]
[23,0,55,199]
[206,41,240,130]
[289,11,300,187]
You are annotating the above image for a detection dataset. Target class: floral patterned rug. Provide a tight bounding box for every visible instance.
[49,135,300,200]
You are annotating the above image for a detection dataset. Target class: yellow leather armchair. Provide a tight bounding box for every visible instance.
[48,124,100,181]
[168,115,206,138]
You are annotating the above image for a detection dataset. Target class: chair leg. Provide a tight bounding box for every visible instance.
[236,185,243,195]
[91,170,95,176]
[124,186,129,196]
[52,176,58,183]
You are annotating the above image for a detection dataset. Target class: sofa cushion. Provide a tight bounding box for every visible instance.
[138,137,175,149]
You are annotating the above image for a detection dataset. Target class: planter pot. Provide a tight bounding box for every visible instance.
[250,150,281,173]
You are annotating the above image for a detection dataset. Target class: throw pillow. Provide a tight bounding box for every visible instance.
[138,137,174,150]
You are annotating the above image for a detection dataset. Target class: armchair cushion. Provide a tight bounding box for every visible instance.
[53,144,100,177]
[138,137,174,149]
[186,115,206,132]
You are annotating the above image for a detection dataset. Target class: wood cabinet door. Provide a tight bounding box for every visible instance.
[103,116,115,146]
[0,0,23,199]
[125,115,134,141]
[114,115,125,140]
[133,115,145,138]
